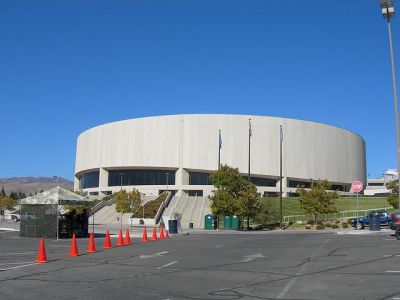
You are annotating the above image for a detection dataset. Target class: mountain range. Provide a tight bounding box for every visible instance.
[0,177,74,196]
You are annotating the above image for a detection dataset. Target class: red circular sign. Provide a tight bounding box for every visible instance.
[352,181,363,193]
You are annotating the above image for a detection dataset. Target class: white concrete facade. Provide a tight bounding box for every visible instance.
[74,114,366,197]
[364,169,398,196]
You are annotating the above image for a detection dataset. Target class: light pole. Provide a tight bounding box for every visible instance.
[380,0,400,209]
[247,118,252,230]
[166,172,170,193]
[280,125,283,230]
[119,173,124,191]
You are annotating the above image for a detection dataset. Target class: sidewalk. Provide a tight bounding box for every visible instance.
[0,221,19,232]
[179,227,395,236]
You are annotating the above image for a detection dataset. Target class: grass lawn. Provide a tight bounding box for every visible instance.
[263,197,391,216]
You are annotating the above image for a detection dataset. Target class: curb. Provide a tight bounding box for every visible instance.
[0,228,19,232]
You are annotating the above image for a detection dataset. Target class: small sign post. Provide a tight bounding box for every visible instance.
[352,181,364,230]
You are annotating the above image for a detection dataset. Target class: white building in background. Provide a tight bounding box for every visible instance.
[364,169,398,196]
[74,114,366,198]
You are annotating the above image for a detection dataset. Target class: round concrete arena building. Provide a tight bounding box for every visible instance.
[74,114,366,198]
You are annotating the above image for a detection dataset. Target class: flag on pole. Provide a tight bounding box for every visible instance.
[249,119,252,137]
[219,130,222,149]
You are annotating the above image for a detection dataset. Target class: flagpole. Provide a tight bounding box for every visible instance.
[280,125,283,230]
[248,119,251,182]
[247,118,252,230]
[218,130,221,170]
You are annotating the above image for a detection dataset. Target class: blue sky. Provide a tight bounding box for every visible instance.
[0,0,398,180]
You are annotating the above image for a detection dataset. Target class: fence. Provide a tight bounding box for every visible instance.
[282,207,393,223]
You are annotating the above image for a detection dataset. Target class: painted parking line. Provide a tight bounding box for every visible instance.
[0,252,35,256]
[0,261,34,266]
[140,251,169,259]
[157,261,178,269]
[386,271,400,273]
[0,263,37,271]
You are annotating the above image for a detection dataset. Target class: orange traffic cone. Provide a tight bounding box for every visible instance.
[165,229,169,239]
[69,233,79,257]
[35,237,48,263]
[104,229,112,249]
[124,228,131,245]
[117,229,124,246]
[87,232,96,253]
[159,226,165,239]
[151,226,158,241]
[141,226,148,243]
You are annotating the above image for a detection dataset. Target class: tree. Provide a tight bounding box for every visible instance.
[128,189,142,216]
[209,165,244,217]
[0,196,17,211]
[8,191,26,200]
[254,198,279,228]
[387,180,399,209]
[296,180,339,225]
[115,189,142,224]
[237,181,261,229]
[115,190,132,214]
[209,165,260,229]
[0,187,6,197]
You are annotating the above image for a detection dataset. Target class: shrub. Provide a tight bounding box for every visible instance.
[316,224,325,230]
[331,224,339,229]
[342,222,349,228]
[305,225,312,230]
[325,223,332,228]
[335,220,340,224]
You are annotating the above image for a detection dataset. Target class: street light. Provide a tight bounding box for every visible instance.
[119,173,124,191]
[166,172,170,193]
[380,0,400,209]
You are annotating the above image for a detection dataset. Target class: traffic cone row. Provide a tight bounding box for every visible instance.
[35,225,169,263]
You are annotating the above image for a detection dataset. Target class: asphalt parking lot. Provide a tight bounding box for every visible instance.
[1,229,400,299]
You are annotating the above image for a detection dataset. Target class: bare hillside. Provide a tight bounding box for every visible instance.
[0,177,74,196]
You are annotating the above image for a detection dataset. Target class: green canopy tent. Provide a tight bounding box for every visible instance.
[20,187,91,238]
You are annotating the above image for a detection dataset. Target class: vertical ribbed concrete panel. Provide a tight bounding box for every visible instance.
[75,114,366,196]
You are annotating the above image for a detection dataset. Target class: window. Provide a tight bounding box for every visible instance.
[288,180,311,188]
[331,184,344,191]
[79,171,99,189]
[108,170,175,186]
[189,172,212,185]
[368,182,385,187]
[188,190,203,196]
[247,177,277,187]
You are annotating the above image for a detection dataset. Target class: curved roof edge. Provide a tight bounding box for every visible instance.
[77,114,365,142]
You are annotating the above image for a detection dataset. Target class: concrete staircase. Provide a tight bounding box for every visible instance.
[91,196,157,225]
[162,196,211,229]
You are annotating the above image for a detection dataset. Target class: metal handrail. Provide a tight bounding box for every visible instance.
[154,191,172,224]
[89,198,115,216]
[282,207,393,223]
